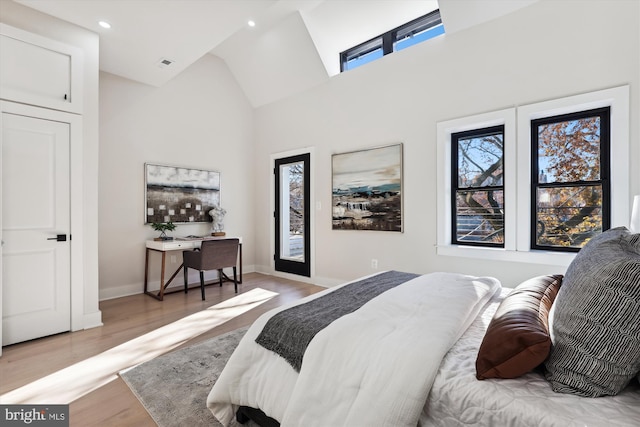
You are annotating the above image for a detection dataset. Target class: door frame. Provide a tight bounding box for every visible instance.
[270,148,315,281]
[0,101,84,353]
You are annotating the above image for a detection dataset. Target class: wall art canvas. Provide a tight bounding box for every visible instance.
[332,143,403,232]
[145,164,220,224]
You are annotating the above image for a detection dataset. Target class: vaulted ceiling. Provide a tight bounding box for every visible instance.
[13,0,538,107]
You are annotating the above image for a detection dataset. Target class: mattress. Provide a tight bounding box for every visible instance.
[421,289,640,427]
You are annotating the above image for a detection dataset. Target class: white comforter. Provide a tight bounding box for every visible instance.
[207,271,501,427]
[422,288,640,427]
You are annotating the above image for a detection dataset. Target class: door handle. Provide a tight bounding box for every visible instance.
[47,234,67,242]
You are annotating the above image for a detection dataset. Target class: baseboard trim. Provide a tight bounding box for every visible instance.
[82,310,103,330]
[99,265,258,301]
[253,265,337,288]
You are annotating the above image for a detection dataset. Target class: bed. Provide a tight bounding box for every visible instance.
[207,227,640,426]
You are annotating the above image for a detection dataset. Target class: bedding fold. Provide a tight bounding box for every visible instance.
[255,270,419,371]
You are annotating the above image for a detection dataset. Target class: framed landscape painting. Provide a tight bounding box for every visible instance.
[332,143,403,232]
[145,163,220,224]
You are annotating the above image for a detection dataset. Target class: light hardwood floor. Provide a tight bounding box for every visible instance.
[0,273,323,426]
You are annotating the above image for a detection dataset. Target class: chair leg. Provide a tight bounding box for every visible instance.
[200,271,205,300]
[218,269,223,287]
[233,266,238,293]
[183,266,189,294]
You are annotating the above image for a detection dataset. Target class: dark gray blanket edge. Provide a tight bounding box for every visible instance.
[255,270,419,371]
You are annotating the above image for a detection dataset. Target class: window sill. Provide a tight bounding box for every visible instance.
[436,245,575,267]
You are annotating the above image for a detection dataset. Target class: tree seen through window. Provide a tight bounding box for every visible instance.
[452,126,504,246]
[532,107,610,250]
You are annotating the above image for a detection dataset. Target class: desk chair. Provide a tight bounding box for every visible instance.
[183,238,240,300]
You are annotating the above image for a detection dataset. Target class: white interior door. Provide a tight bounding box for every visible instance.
[1,111,71,346]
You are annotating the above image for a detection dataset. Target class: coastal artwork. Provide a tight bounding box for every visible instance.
[145,164,220,224]
[332,144,403,232]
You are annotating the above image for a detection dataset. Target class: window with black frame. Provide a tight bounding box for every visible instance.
[340,9,444,72]
[451,125,505,247]
[531,107,611,251]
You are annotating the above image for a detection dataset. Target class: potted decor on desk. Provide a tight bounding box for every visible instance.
[150,221,176,241]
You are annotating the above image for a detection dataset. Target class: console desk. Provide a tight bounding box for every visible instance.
[144,236,243,301]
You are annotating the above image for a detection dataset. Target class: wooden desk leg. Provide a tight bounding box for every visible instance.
[239,243,243,284]
[159,251,167,301]
[144,248,150,294]
[164,263,184,291]
[144,248,162,301]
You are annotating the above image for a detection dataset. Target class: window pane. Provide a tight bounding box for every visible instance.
[455,190,504,244]
[344,47,383,71]
[341,10,442,72]
[457,131,503,188]
[279,161,304,261]
[394,24,444,51]
[537,116,601,183]
[536,185,602,249]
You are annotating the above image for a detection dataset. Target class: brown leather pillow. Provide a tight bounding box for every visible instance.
[476,274,563,380]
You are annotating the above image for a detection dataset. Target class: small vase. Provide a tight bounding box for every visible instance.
[155,231,173,241]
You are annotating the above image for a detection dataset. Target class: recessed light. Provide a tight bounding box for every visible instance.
[98,21,111,29]
[247,20,256,27]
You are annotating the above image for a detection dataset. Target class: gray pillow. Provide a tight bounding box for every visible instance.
[545,227,640,397]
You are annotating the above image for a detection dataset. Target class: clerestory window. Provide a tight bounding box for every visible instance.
[340,10,444,72]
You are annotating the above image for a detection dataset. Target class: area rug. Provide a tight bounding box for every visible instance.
[120,326,252,427]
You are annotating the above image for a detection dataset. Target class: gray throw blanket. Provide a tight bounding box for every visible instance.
[255,270,419,371]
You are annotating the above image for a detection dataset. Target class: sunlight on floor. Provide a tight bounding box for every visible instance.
[0,288,278,404]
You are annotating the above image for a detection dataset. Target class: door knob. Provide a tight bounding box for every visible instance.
[47,234,67,242]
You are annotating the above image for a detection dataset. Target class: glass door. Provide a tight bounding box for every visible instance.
[274,153,310,277]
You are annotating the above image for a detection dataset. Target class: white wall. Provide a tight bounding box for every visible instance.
[0,1,102,327]
[98,55,255,299]
[5,0,637,301]
[252,0,640,288]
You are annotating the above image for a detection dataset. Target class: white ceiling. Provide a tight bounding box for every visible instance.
[13,0,538,107]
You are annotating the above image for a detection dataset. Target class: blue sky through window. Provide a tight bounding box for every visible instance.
[394,24,445,51]
[341,10,444,72]
[344,48,384,71]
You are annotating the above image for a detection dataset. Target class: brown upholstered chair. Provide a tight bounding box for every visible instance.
[182,238,240,300]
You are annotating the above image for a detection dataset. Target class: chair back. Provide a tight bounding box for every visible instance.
[199,238,239,271]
